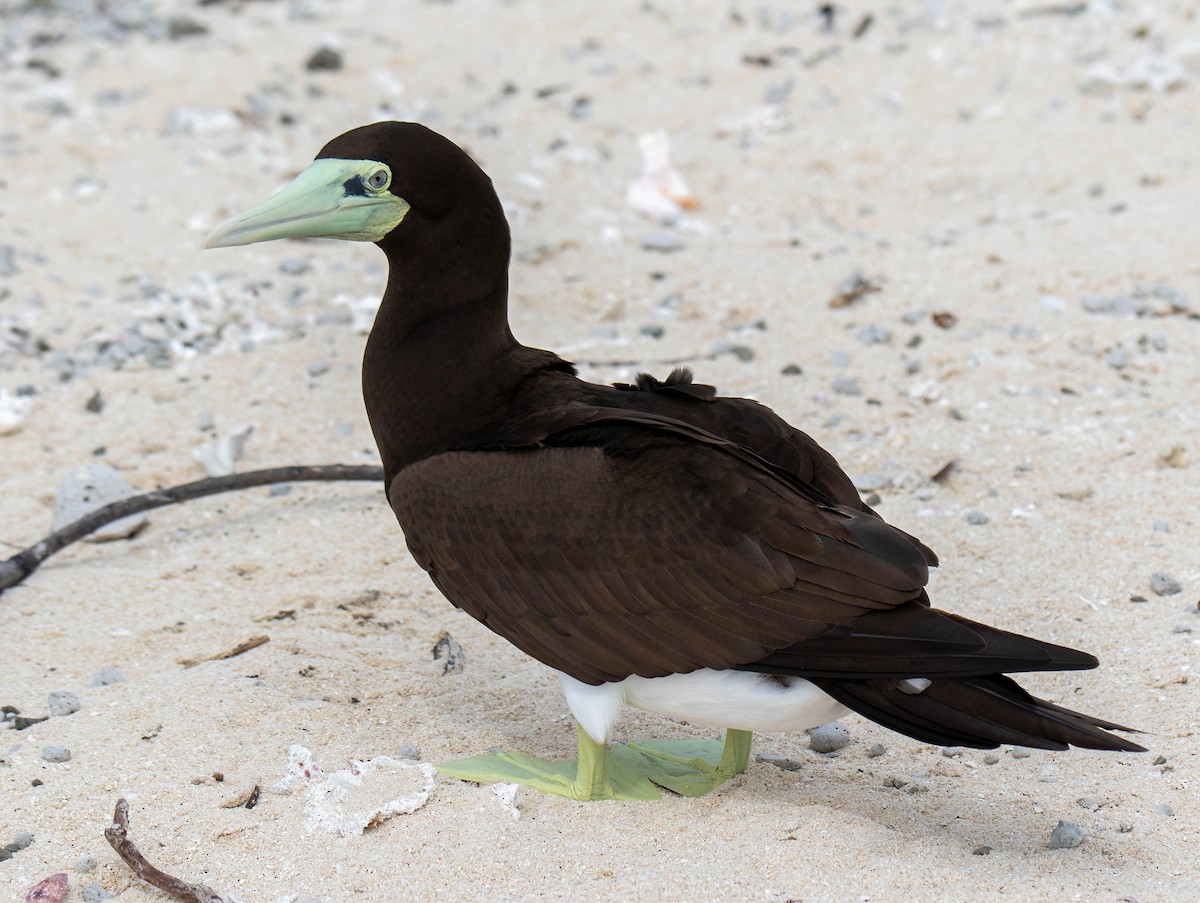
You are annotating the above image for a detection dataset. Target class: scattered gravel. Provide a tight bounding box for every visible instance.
[809,722,851,753]
[1047,820,1085,850]
[47,691,80,717]
[42,745,72,763]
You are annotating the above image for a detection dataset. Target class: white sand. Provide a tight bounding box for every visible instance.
[2,2,1197,900]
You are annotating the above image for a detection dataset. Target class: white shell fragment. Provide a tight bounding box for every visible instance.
[0,388,33,435]
[276,744,324,792]
[492,782,522,819]
[304,756,436,837]
[626,131,697,220]
[51,463,147,541]
[193,422,255,476]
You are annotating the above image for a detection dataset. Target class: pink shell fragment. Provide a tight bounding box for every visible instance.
[25,874,68,903]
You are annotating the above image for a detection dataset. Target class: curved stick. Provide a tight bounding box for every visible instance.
[0,463,383,595]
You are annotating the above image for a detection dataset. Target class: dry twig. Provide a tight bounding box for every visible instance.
[179,635,270,668]
[104,798,226,903]
[0,463,383,595]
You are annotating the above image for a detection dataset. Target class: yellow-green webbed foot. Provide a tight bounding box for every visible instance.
[436,725,752,801]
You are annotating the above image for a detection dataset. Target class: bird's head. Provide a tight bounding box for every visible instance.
[202,121,504,256]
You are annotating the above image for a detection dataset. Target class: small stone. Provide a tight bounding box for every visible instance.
[942,746,962,758]
[84,390,104,413]
[965,509,989,525]
[92,666,124,687]
[83,883,114,903]
[1153,755,1167,765]
[1129,594,1148,603]
[166,16,209,39]
[51,464,147,541]
[395,744,422,761]
[268,483,292,497]
[808,722,851,753]
[1152,520,1169,532]
[1105,347,1127,370]
[0,244,17,276]
[640,232,685,253]
[856,324,891,345]
[972,845,992,856]
[307,361,330,377]
[866,742,886,757]
[1077,797,1098,810]
[278,258,311,276]
[639,324,665,339]
[1010,746,1031,759]
[853,472,890,492]
[831,376,861,396]
[983,752,1000,765]
[1156,803,1175,817]
[1047,819,1084,849]
[42,746,71,763]
[1172,624,1192,634]
[74,854,95,873]
[12,831,34,850]
[781,363,803,376]
[1150,571,1182,596]
[1038,764,1060,783]
[306,46,343,72]
[47,691,80,717]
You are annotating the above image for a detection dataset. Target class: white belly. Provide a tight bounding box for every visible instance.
[559,668,850,745]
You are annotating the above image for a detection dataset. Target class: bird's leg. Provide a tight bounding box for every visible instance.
[436,725,754,801]
[436,724,663,801]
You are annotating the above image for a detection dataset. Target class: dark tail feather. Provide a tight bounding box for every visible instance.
[812,673,1145,752]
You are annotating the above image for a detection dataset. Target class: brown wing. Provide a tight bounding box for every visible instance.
[391,416,1080,686]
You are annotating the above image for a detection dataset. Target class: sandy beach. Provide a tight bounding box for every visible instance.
[2,1,1197,900]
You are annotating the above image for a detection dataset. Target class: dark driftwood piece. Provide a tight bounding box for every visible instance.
[104,798,226,903]
[0,463,383,595]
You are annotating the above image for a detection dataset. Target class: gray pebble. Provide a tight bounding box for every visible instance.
[901,310,926,324]
[92,666,125,686]
[11,831,34,850]
[983,753,1000,765]
[1156,803,1175,817]
[166,16,208,39]
[965,509,990,525]
[809,722,851,753]
[972,845,992,856]
[51,464,147,541]
[829,350,851,367]
[640,232,684,253]
[395,744,422,761]
[0,244,17,276]
[853,472,890,492]
[307,361,330,377]
[1150,571,1182,596]
[47,691,80,717]
[1173,624,1193,634]
[1105,347,1127,370]
[1010,746,1031,759]
[867,742,886,757]
[1080,294,1112,313]
[83,883,114,903]
[306,46,343,72]
[1152,520,1169,532]
[278,258,311,276]
[639,324,665,339]
[856,324,891,345]
[942,746,962,758]
[75,853,96,872]
[268,483,293,497]
[1038,764,1059,783]
[1047,819,1085,849]
[781,364,803,376]
[42,745,71,763]
[831,376,861,396]
[1077,797,1098,810]
[714,342,755,362]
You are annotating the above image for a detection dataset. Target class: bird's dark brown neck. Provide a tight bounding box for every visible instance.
[362,262,521,479]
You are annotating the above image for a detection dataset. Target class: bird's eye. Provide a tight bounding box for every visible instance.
[368,169,389,190]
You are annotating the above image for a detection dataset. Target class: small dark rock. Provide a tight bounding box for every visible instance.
[306,46,343,72]
[167,17,209,39]
[85,390,104,413]
[972,845,992,856]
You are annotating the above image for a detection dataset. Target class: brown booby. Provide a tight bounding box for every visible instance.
[204,122,1142,801]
